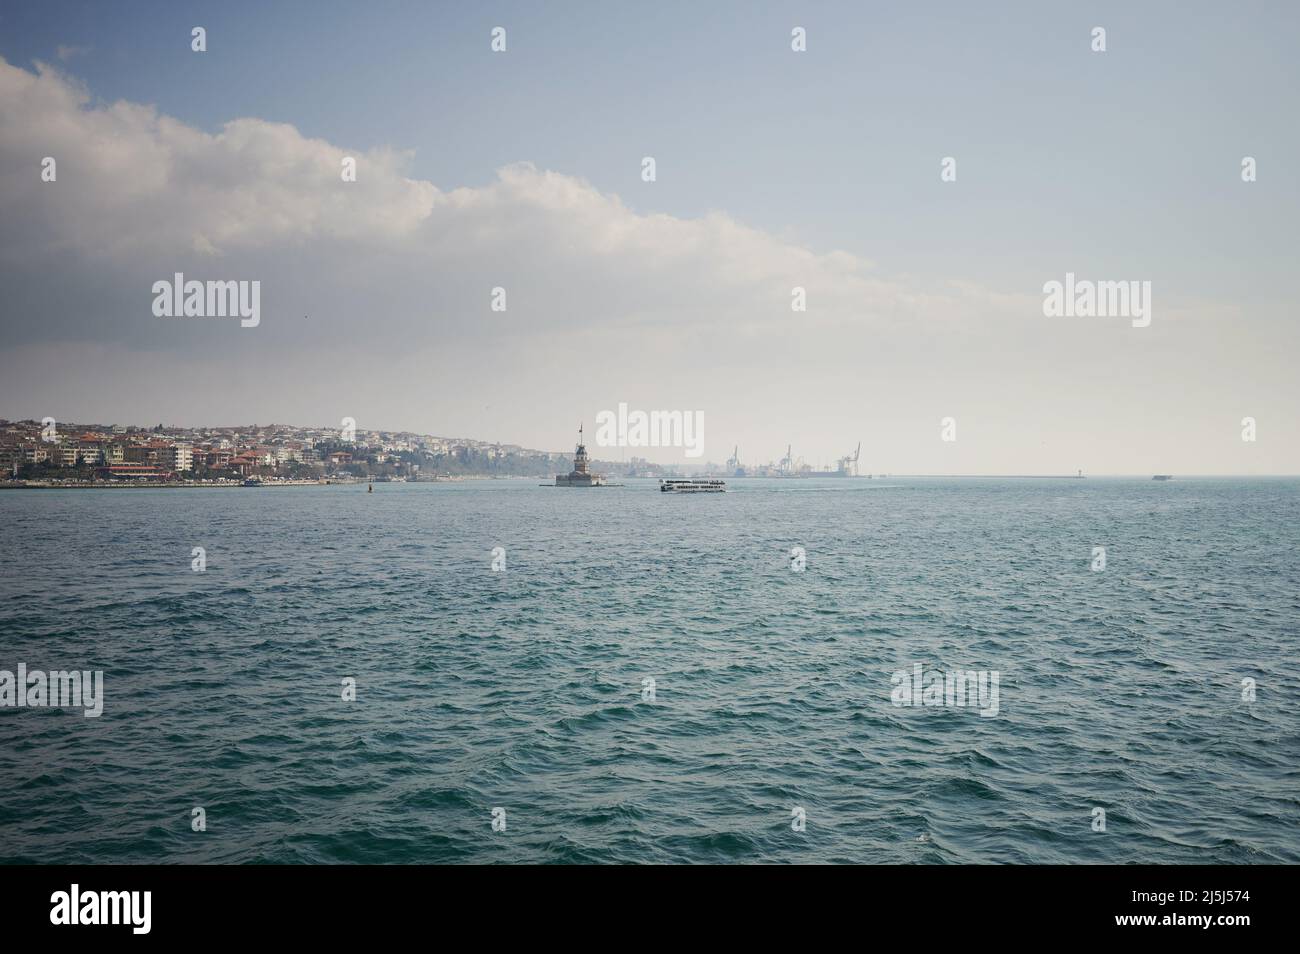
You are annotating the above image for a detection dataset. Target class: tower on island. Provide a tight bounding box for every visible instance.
[554,423,607,487]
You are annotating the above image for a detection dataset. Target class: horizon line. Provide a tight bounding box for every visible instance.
[3,415,1292,479]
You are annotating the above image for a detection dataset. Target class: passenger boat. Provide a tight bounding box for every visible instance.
[659,478,726,493]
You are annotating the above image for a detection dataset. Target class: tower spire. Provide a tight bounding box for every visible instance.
[572,422,590,475]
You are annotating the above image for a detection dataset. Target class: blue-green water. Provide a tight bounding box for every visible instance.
[1,478,1297,863]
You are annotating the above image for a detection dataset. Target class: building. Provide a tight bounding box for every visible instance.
[554,425,607,487]
[95,463,172,480]
[165,443,193,472]
[22,443,50,465]
[204,447,234,470]
[77,444,104,466]
[229,453,259,476]
[124,442,164,464]
[50,443,79,467]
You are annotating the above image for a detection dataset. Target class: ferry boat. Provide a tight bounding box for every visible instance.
[659,478,726,493]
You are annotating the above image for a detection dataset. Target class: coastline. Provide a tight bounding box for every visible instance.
[0,476,532,489]
[0,480,330,489]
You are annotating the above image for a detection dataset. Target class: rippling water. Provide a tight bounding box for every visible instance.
[1,477,1296,864]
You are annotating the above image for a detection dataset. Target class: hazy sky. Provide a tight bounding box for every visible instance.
[1,1,1297,473]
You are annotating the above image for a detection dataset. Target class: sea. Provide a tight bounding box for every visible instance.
[1,477,1296,864]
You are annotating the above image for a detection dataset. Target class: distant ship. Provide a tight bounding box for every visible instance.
[807,442,862,477]
[660,478,726,493]
[551,425,610,487]
[1152,474,1173,481]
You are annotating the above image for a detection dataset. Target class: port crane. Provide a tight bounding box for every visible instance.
[837,442,861,477]
[778,444,794,475]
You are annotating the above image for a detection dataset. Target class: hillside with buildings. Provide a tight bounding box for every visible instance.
[0,419,674,483]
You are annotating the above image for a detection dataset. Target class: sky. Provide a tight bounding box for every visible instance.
[1,0,1297,473]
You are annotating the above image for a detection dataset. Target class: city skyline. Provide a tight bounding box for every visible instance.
[1,2,1297,473]
[0,412,1290,477]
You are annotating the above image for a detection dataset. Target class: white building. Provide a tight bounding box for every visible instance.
[165,443,193,472]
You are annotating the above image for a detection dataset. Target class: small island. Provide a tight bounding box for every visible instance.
[549,425,619,487]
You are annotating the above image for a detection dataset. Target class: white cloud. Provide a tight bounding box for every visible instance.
[2,55,1290,472]
[0,55,1005,340]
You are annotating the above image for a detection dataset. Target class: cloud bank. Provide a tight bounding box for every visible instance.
[0,55,1290,472]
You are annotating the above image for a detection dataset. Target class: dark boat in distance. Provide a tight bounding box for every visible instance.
[1152,475,1173,481]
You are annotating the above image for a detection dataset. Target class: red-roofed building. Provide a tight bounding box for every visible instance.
[95,463,173,480]
[229,453,260,476]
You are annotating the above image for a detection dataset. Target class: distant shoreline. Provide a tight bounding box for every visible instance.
[2,474,1294,490]
[0,478,487,489]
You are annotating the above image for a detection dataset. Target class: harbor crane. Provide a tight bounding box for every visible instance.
[779,444,794,475]
[837,442,861,477]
